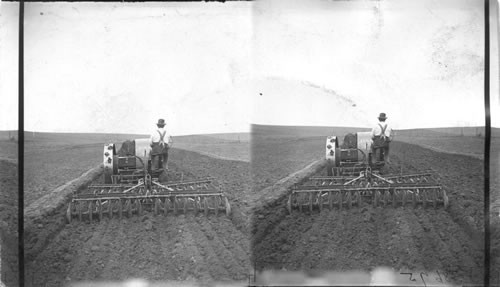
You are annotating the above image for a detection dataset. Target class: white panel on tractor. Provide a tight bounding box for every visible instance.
[325,136,337,160]
[103,143,114,169]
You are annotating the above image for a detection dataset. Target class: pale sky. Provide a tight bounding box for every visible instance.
[0,2,19,130]
[252,0,491,130]
[1,1,500,133]
[23,2,252,135]
[491,0,500,129]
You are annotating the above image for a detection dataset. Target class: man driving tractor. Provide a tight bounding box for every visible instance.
[371,112,393,164]
[150,118,172,171]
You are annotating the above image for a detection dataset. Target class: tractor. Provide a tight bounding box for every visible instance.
[287,131,448,213]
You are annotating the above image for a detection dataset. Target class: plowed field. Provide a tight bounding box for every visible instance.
[251,130,485,285]
[490,139,500,286]
[0,140,18,287]
[21,130,495,285]
[24,144,251,286]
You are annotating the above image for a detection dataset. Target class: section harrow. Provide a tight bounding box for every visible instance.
[287,168,448,213]
[67,177,231,223]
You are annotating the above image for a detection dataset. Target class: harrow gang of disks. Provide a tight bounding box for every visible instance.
[287,170,448,213]
[67,178,231,223]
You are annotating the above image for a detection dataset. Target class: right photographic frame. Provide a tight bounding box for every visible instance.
[250,0,496,285]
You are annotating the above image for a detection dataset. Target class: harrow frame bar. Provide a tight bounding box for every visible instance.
[287,170,448,213]
[293,183,442,191]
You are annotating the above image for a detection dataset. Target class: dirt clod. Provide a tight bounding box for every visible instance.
[63,254,73,262]
[144,221,154,231]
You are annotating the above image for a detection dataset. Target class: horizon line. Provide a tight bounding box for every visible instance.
[250,123,489,130]
[0,125,492,134]
[12,130,250,137]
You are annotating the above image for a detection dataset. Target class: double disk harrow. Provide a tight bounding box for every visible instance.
[67,176,231,223]
[66,139,231,223]
[287,168,448,213]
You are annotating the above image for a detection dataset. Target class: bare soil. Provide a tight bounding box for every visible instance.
[174,133,250,163]
[24,143,102,207]
[0,141,18,287]
[24,147,252,286]
[251,135,324,194]
[490,138,500,285]
[175,142,250,163]
[19,130,498,285]
[251,133,485,285]
[396,134,484,160]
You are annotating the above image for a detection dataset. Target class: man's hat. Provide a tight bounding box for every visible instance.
[156,119,166,126]
[378,113,388,120]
